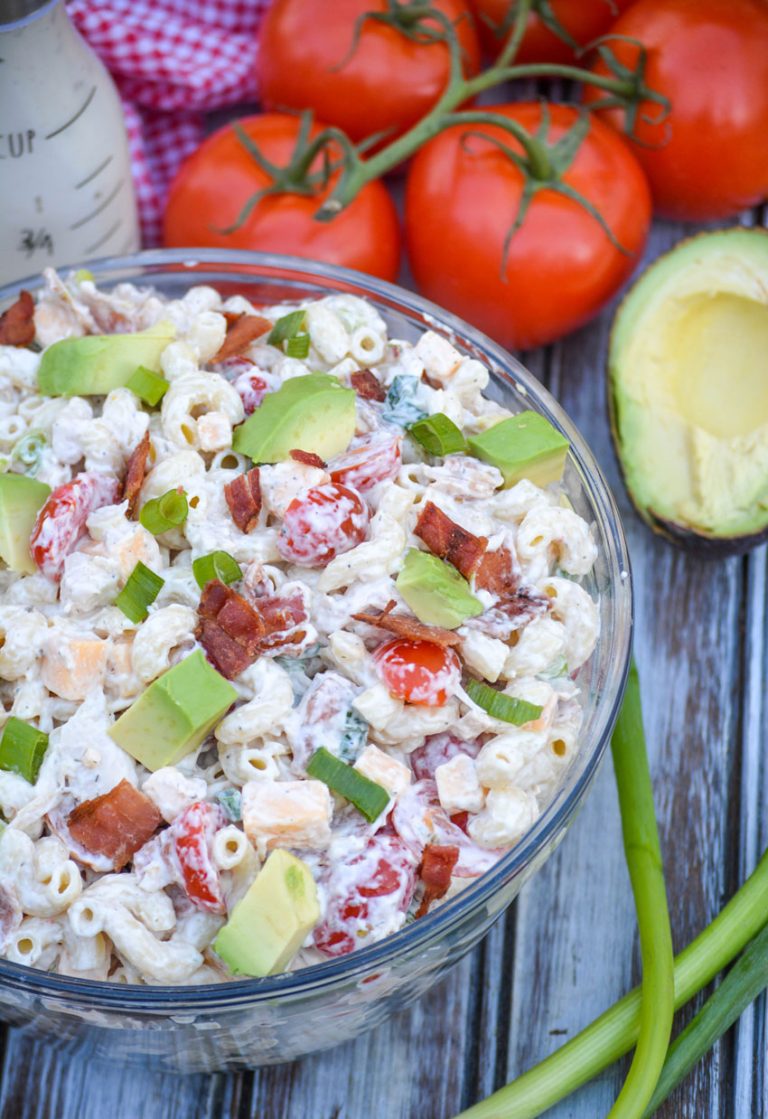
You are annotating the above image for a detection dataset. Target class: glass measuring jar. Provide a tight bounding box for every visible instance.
[0,0,140,284]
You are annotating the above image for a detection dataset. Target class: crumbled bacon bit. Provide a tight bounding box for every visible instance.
[0,291,35,347]
[414,501,487,582]
[67,780,162,871]
[415,844,460,918]
[473,546,520,598]
[353,600,461,648]
[465,587,549,640]
[350,369,386,402]
[197,579,265,678]
[121,432,151,518]
[224,467,262,533]
[212,313,272,361]
[290,449,326,469]
[257,588,310,653]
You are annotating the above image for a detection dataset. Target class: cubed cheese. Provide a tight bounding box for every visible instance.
[354,744,411,798]
[40,634,110,701]
[241,779,332,853]
[197,410,233,452]
[435,754,484,814]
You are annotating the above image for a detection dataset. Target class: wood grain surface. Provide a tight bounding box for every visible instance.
[0,210,764,1119]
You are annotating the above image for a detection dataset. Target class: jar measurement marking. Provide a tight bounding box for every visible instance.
[69,178,126,231]
[0,130,36,159]
[85,217,124,257]
[75,154,113,191]
[44,84,96,140]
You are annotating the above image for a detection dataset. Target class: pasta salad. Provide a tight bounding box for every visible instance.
[0,271,599,984]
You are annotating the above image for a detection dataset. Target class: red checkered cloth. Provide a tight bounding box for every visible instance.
[68,0,271,246]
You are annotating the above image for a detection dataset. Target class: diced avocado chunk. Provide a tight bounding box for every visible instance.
[0,473,50,574]
[396,548,484,629]
[467,411,569,488]
[37,321,175,397]
[214,849,320,977]
[232,374,355,462]
[108,650,237,770]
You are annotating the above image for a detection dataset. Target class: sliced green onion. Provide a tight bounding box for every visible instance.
[115,561,164,623]
[192,550,242,590]
[408,413,467,456]
[284,333,310,359]
[216,788,242,822]
[607,660,674,1118]
[140,488,188,535]
[465,678,543,725]
[126,364,168,406]
[307,747,389,822]
[11,430,46,474]
[267,310,306,347]
[0,717,49,784]
[73,268,94,283]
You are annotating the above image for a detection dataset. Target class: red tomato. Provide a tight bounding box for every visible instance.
[30,472,118,581]
[393,780,500,876]
[471,0,633,63]
[584,0,768,220]
[171,801,227,916]
[410,732,482,781]
[277,482,369,567]
[314,835,417,956]
[328,433,402,494]
[405,102,651,349]
[163,114,401,282]
[374,638,461,707]
[259,0,480,145]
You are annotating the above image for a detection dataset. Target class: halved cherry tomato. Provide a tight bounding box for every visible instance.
[410,732,482,781]
[374,638,461,706]
[328,433,402,494]
[259,0,480,145]
[30,472,119,581]
[171,801,227,916]
[393,779,500,876]
[471,0,634,64]
[314,834,417,957]
[277,482,369,567]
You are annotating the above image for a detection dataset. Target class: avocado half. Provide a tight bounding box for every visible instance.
[609,228,768,555]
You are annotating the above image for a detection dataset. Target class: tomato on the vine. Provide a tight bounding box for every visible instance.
[374,638,461,706]
[259,0,481,145]
[404,102,651,349]
[471,0,633,64]
[163,114,401,281]
[277,482,369,567]
[584,0,768,220]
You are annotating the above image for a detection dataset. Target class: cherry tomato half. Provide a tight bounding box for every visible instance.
[374,638,461,706]
[328,433,402,494]
[277,482,369,567]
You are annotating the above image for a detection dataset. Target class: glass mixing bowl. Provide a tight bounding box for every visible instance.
[0,250,632,1071]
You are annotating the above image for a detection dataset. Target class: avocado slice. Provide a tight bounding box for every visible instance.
[213,849,320,977]
[0,473,51,574]
[396,548,483,629]
[467,411,569,489]
[37,321,175,397]
[609,228,768,553]
[232,374,355,463]
[108,650,237,770]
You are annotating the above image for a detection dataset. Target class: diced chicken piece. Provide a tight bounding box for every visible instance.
[40,635,110,701]
[142,768,209,824]
[241,779,332,853]
[414,330,463,384]
[354,744,411,799]
[435,754,485,815]
[196,410,233,452]
[467,787,538,849]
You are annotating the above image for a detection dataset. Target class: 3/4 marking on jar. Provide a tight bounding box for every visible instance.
[44,85,97,140]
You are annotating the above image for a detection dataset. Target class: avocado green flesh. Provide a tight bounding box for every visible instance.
[37,321,175,397]
[232,374,356,462]
[396,548,483,629]
[467,411,568,489]
[0,474,50,574]
[214,849,320,977]
[610,229,768,542]
[108,650,237,770]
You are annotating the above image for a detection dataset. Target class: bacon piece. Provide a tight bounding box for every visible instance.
[197,579,265,678]
[414,501,487,582]
[350,369,386,402]
[290,449,325,469]
[465,587,550,640]
[473,545,520,598]
[415,844,460,918]
[224,467,262,533]
[213,313,272,362]
[67,779,162,871]
[257,588,310,654]
[353,600,461,648]
[0,291,35,347]
[121,432,151,518]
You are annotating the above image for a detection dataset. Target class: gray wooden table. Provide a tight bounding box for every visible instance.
[1,208,765,1118]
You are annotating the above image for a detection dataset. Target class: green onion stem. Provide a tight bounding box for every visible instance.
[607,661,674,1118]
[644,920,768,1116]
